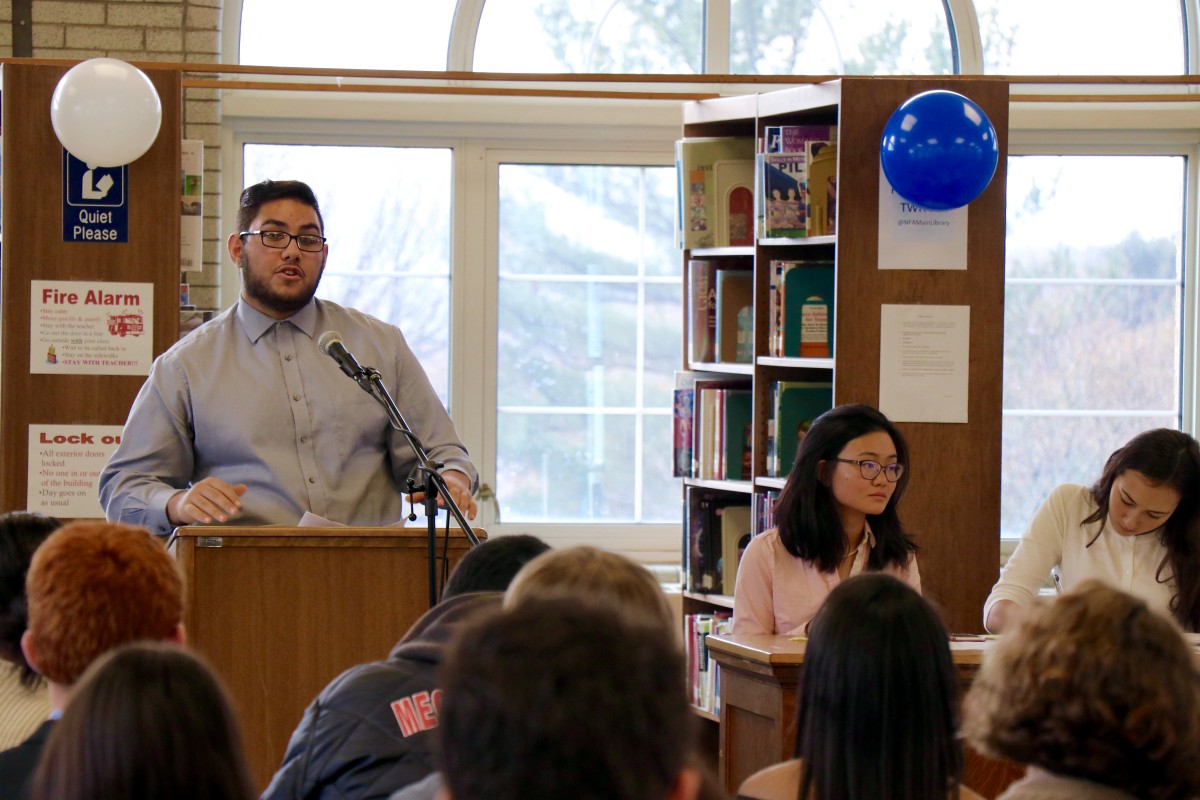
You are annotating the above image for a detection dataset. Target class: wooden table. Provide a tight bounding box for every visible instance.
[706,634,1023,798]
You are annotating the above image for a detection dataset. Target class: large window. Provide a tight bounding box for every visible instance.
[232,0,1200,556]
[495,163,679,523]
[475,0,702,72]
[729,0,953,74]
[974,0,1186,75]
[1001,154,1184,536]
[242,144,454,403]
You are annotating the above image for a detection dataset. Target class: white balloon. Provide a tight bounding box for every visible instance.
[50,58,162,168]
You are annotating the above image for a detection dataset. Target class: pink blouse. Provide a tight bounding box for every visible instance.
[731,526,921,635]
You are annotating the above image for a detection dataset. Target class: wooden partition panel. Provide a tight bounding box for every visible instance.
[172,526,482,792]
[833,78,1009,632]
[0,61,182,513]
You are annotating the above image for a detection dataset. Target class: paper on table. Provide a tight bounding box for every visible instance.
[297,512,407,528]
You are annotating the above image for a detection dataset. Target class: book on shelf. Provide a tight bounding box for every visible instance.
[770,381,833,478]
[686,259,717,364]
[692,378,751,480]
[782,261,835,358]
[720,388,752,481]
[766,260,834,358]
[684,489,748,592]
[752,489,781,535]
[673,371,695,478]
[806,141,837,237]
[714,267,753,363]
[676,137,755,249]
[761,152,807,238]
[718,504,753,595]
[685,611,732,714]
[764,124,837,155]
[757,125,836,239]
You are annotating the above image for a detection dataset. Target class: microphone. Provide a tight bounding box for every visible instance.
[318,331,366,380]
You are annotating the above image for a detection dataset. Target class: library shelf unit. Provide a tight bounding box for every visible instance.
[678,76,1009,661]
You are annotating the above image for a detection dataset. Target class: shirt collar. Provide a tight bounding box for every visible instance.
[847,523,877,576]
[236,298,319,343]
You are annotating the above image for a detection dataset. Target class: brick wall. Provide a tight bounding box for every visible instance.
[0,0,225,308]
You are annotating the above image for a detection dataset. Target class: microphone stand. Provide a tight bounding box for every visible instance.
[349,365,480,607]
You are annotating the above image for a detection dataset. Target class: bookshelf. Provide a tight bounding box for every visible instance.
[677,78,1008,703]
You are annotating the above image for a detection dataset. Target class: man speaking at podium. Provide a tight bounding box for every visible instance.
[99,179,477,535]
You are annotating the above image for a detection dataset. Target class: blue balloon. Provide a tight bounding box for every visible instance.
[879,90,999,211]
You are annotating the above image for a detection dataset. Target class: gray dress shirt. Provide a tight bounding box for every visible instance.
[98,298,476,534]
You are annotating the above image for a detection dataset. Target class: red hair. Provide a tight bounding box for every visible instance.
[26,521,183,685]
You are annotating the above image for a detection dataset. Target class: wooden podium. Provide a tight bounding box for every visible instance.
[170,525,483,791]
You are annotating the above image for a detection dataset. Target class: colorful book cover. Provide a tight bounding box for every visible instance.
[782,262,835,358]
[764,124,837,154]
[673,371,696,478]
[677,137,756,249]
[762,152,807,238]
[773,381,833,477]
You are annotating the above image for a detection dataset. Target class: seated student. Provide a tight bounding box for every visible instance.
[0,521,185,800]
[964,580,1200,799]
[391,545,724,800]
[0,513,62,750]
[984,428,1200,633]
[733,404,920,635]
[737,573,982,800]
[29,642,255,800]
[437,597,701,800]
[504,544,676,631]
[259,534,550,800]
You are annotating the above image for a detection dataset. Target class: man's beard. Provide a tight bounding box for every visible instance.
[240,251,322,316]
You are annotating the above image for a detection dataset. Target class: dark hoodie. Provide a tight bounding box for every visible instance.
[259,591,501,800]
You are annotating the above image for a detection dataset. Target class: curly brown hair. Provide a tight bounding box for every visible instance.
[963,580,1200,799]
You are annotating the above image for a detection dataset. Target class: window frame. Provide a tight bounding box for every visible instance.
[223,1,1200,558]
[222,92,684,558]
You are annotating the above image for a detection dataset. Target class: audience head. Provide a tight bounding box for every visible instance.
[442,534,551,599]
[30,642,255,800]
[235,178,324,234]
[504,545,675,636]
[22,521,184,688]
[964,580,1200,799]
[797,573,961,800]
[1086,428,1200,628]
[0,512,63,685]
[774,403,915,571]
[438,598,699,800]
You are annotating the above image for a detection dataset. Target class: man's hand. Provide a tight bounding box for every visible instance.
[409,469,478,521]
[167,478,248,525]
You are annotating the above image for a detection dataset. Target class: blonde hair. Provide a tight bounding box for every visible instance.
[504,546,675,637]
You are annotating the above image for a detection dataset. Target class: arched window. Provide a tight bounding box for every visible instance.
[729,0,955,74]
[974,0,1186,74]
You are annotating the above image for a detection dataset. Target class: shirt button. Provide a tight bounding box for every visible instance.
[300,435,309,444]
[285,355,293,361]
[308,477,316,484]
[293,393,300,401]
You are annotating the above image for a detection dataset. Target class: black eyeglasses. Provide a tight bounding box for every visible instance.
[239,230,327,252]
[833,458,905,482]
